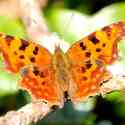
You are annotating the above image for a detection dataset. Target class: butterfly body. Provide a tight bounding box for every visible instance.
[53,47,70,92]
[0,21,125,107]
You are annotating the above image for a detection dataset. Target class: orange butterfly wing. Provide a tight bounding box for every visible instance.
[67,21,125,103]
[0,33,62,106]
[0,21,125,106]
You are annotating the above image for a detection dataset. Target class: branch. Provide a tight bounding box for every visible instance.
[0,102,52,125]
[19,0,49,38]
[100,75,125,94]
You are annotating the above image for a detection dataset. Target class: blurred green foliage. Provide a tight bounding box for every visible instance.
[1,0,125,125]
[45,2,125,44]
[0,16,26,38]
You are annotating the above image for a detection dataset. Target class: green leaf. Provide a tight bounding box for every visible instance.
[0,16,26,38]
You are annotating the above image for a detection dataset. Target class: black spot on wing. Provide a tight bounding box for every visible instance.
[19,55,25,59]
[30,57,35,62]
[82,76,88,81]
[33,46,39,55]
[41,81,45,85]
[85,60,92,69]
[14,51,18,55]
[5,35,14,45]
[81,66,86,73]
[96,48,101,52]
[85,52,91,57]
[40,72,45,77]
[33,68,39,76]
[19,39,29,51]
[79,42,86,50]
[88,34,99,44]
[102,26,112,37]
[86,63,92,69]
[102,43,106,47]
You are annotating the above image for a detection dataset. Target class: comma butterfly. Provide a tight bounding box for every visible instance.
[0,21,125,107]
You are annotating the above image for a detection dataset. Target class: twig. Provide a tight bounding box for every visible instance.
[0,102,51,125]
[100,75,125,94]
[19,0,49,37]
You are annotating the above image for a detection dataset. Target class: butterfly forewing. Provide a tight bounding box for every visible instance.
[0,33,62,106]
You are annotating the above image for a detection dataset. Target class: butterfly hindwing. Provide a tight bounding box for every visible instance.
[67,21,125,103]
[20,65,62,106]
